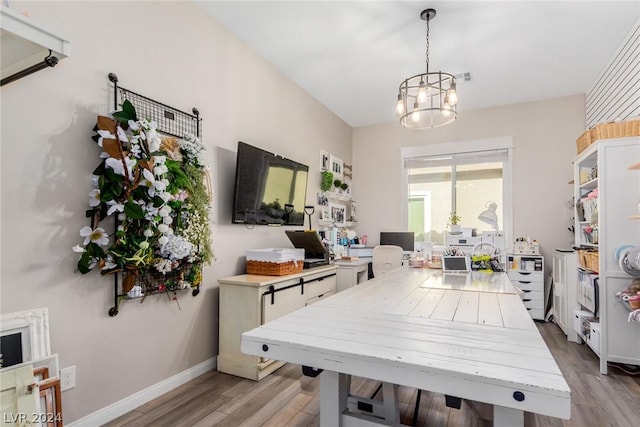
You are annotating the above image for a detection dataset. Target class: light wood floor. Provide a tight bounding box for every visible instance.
[104,322,640,427]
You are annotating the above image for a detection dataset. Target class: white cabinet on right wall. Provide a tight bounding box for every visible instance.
[552,249,578,342]
[573,136,640,374]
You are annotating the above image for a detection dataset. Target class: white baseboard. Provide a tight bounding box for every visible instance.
[68,357,217,427]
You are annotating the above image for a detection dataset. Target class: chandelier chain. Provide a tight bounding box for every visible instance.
[425,14,430,74]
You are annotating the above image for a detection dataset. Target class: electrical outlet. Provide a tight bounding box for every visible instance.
[59,365,76,391]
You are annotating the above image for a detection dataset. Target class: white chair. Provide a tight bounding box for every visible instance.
[372,245,403,277]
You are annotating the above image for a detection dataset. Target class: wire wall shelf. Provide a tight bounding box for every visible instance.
[103,73,204,316]
[108,73,201,138]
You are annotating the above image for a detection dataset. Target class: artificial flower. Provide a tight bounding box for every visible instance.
[75,101,212,296]
[105,157,136,180]
[80,226,109,246]
[117,126,128,143]
[96,130,115,147]
[106,201,124,216]
[88,189,101,207]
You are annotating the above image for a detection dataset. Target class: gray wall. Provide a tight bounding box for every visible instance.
[0,1,351,422]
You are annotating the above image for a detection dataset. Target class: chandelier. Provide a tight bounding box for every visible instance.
[396,8,457,129]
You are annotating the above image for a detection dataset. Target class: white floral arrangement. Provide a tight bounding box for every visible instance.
[74,100,212,296]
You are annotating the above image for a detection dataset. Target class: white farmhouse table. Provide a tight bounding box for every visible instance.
[241,267,571,427]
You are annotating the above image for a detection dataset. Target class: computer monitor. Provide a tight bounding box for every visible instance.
[379,232,415,254]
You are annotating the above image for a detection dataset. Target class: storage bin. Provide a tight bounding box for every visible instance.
[577,249,599,272]
[588,322,601,354]
[573,309,595,340]
[246,248,304,276]
[576,118,640,154]
[577,269,599,315]
[592,118,640,140]
[576,129,594,154]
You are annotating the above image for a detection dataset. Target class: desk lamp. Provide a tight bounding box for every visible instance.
[478,202,499,231]
[304,205,315,231]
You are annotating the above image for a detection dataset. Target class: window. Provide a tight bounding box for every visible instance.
[401,138,512,246]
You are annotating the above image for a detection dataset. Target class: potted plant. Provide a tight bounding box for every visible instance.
[448,212,462,234]
[321,171,333,192]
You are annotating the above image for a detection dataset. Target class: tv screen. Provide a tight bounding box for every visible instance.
[232,141,309,226]
[380,231,415,252]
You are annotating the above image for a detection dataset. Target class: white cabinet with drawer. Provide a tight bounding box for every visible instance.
[552,250,578,342]
[218,265,337,380]
[506,254,545,320]
[335,258,370,292]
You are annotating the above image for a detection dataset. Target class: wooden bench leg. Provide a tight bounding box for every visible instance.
[493,405,523,427]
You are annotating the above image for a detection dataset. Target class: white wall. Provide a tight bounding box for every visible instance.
[352,95,586,264]
[0,1,350,422]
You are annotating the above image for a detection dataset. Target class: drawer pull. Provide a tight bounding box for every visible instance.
[262,344,269,352]
[522,299,531,302]
[522,289,532,293]
[518,281,532,284]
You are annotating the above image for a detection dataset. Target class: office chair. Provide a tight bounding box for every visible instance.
[372,245,403,277]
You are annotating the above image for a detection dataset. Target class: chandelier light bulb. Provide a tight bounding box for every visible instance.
[396,94,404,115]
[417,80,427,104]
[411,110,420,122]
[442,104,452,117]
[447,89,458,106]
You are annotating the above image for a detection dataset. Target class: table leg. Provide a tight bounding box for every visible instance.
[493,405,523,427]
[320,371,349,427]
[381,382,400,423]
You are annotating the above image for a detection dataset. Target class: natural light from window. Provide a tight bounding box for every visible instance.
[408,161,503,245]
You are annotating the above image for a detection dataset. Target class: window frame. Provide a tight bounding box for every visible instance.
[400,137,514,247]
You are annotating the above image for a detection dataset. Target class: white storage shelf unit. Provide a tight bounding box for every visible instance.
[573,137,640,374]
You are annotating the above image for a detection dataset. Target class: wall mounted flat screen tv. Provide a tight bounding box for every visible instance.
[232,141,309,226]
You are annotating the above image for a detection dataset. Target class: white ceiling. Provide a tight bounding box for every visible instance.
[197,1,640,128]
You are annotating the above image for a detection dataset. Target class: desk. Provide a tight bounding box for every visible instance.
[334,258,370,292]
[241,268,570,426]
[218,265,337,380]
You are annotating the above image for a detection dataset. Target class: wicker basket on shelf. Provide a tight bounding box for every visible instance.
[245,248,305,276]
[576,129,594,154]
[577,249,599,272]
[592,118,640,140]
[246,260,303,276]
[576,118,640,154]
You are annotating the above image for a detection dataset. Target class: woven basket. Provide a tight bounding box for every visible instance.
[592,118,640,141]
[246,260,303,276]
[576,129,594,154]
[577,249,599,272]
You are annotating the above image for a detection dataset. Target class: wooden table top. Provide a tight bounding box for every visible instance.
[241,267,571,420]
